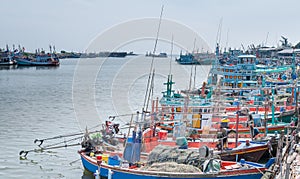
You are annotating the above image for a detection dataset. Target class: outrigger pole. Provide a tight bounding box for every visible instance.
[19,129,101,158]
[19,143,81,158]
[33,131,88,147]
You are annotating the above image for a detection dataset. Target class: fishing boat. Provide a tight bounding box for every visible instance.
[15,53,60,66]
[0,52,17,65]
[146,52,168,58]
[216,140,270,162]
[79,146,275,179]
[0,56,17,65]
[175,53,200,65]
[207,53,296,88]
[108,52,127,58]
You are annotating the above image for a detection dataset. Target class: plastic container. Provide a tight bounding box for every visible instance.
[176,137,187,146]
[108,156,121,166]
[121,161,129,168]
[127,137,133,143]
[102,154,109,162]
[158,130,168,140]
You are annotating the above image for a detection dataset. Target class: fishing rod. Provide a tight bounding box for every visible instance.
[37,135,83,149]
[34,130,101,147]
[19,142,81,158]
[34,132,85,147]
[21,129,104,158]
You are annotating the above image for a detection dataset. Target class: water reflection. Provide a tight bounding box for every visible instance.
[82,169,94,179]
[0,65,17,70]
[0,65,60,70]
[17,65,60,70]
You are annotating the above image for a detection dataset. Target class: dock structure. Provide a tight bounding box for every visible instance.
[262,125,300,179]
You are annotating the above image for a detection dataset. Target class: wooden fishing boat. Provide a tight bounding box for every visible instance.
[216,140,269,162]
[79,150,275,179]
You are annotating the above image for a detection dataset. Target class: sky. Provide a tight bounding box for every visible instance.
[0,0,299,53]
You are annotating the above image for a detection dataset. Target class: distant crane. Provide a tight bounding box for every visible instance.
[280,36,289,47]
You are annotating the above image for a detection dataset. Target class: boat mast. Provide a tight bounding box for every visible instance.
[169,34,174,76]
[143,5,164,114]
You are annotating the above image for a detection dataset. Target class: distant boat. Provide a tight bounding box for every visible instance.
[175,53,199,65]
[127,52,138,56]
[176,52,214,65]
[0,56,17,65]
[0,51,17,65]
[15,53,60,66]
[146,52,168,58]
[193,52,215,65]
[108,52,127,58]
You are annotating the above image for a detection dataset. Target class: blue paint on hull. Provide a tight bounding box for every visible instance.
[80,153,264,179]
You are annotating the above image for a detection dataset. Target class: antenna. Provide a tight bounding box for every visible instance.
[193,65,197,90]
[264,32,269,47]
[188,65,193,91]
[169,34,174,75]
[192,38,196,54]
[241,44,245,52]
[225,29,229,52]
[215,18,223,47]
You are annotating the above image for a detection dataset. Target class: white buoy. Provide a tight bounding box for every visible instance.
[94,169,100,179]
[108,169,113,179]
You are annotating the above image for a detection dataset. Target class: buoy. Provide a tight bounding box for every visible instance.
[94,170,100,179]
[108,169,113,179]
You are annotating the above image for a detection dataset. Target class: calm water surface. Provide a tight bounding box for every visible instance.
[0,56,210,178]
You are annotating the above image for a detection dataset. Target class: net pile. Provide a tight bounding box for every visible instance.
[142,162,202,173]
[146,145,211,170]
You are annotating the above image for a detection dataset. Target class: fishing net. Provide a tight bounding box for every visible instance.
[147,145,214,170]
[142,162,202,173]
[90,132,103,146]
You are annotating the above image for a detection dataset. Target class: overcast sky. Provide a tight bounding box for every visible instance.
[0,0,299,53]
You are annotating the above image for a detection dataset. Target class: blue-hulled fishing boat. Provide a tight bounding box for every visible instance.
[15,53,60,66]
[176,52,214,65]
[176,53,200,65]
[207,54,296,88]
[79,149,274,179]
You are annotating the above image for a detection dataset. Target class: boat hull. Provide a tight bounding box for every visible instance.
[79,151,265,179]
[16,58,59,66]
[219,145,268,162]
[0,61,16,65]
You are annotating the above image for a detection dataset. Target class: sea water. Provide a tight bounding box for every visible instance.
[0,55,210,178]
